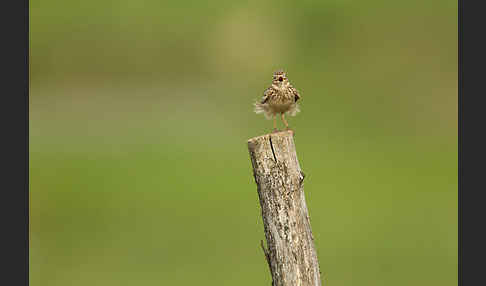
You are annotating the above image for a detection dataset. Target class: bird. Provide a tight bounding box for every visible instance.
[254,70,301,132]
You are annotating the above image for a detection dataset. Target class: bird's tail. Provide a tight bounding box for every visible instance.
[287,103,300,117]
[254,101,273,119]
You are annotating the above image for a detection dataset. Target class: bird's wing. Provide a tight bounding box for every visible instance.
[261,87,275,104]
[290,86,300,102]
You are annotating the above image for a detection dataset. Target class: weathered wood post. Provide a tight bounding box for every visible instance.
[247,130,321,286]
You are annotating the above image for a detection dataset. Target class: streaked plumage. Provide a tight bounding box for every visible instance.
[254,70,301,131]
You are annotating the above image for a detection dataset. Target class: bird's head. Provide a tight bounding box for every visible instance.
[272,69,289,89]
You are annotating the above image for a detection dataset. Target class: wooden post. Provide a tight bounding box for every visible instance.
[247,130,321,286]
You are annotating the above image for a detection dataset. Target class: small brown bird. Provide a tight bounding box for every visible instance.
[254,70,301,132]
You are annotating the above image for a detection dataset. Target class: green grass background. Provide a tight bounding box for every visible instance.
[30,0,457,285]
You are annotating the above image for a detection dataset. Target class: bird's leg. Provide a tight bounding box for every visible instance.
[281,113,290,130]
[273,115,279,133]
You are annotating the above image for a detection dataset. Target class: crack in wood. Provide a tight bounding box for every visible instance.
[299,170,306,185]
[269,136,278,162]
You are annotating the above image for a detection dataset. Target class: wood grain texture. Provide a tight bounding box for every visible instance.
[248,130,321,286]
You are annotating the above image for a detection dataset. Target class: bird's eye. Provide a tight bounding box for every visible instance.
[278,77,283,81]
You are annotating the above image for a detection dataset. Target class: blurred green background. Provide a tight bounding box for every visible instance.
[30,0,457,285]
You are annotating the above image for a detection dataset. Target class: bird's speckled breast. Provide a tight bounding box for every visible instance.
[268,88,295,112]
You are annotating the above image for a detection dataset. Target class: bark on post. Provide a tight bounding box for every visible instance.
[247,130,321,286]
